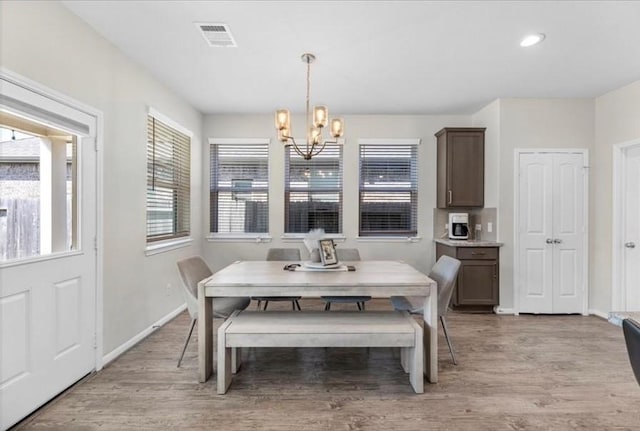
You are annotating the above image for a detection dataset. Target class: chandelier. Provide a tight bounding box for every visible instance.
[274,53,344,160]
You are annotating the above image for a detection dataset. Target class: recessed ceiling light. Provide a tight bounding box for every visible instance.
[520,33,545,47]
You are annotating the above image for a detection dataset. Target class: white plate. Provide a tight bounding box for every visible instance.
[302,261,341,269]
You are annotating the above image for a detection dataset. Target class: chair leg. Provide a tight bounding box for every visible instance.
[177,318,197,368]
[361,301,365,311]
[291,300,296,311]
[356,302,362,311]
[325,301,331,311]
[440,316,457,365]
[295,300,301,311]
[256,299,262,310]
[263,300,269,310]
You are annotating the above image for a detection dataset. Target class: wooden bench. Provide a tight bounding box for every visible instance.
[217,310,424,394]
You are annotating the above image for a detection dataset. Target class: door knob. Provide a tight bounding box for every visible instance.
[625,242,636,249]
[553,239,563,244]
[546,238,554,244]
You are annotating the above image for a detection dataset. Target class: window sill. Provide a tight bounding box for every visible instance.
[281,234,346,243]
[356,236,422,243]
[145,237,193,256]
[206,234,272,243]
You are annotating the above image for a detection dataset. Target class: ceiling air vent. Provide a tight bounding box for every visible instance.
[196,23,237,47]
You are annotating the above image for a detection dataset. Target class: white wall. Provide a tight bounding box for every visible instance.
[472,99,501,209]
[0,1,203,354]
[593,81,640,312]
[496,99,595,310]
[202,114,469,275]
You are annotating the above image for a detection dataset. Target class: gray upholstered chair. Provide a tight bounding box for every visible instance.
[391,255,461,365]
[253,248,302,311]
[176,256,251,367]
[623,318,640,386]
[321,248,371,311]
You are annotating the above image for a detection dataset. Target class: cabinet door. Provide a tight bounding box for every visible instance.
[456,260,498,305]
[447,131,484,207]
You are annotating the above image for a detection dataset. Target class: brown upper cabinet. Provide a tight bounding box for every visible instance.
[436,127,485,208]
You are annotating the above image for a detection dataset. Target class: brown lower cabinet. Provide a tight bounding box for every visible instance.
[436,243,499,313]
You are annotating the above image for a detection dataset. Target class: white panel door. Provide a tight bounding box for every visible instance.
[517,151,586,314]
[518,153,554,313]
[0,76,98,430]
[552,153,585,313]
[623,146,640,310]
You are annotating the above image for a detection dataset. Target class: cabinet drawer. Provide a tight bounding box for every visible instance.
[456,247,498,260]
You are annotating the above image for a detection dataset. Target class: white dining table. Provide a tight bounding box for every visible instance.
[197,260,438,384]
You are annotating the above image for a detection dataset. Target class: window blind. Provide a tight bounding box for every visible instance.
[285,144,342,234]
[146,115,190,242]
[359,143,418,236]
[210,142,269,233]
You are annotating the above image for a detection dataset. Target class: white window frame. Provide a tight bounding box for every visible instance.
[207,138,272,243]
[356,138,421,242]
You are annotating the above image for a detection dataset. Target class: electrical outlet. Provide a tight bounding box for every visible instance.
[487,222,493,233]
[475,224,482,231]
[166,283,171,296]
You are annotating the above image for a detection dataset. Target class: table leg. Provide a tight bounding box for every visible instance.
[422,283,438,383]
[198,280,213,382]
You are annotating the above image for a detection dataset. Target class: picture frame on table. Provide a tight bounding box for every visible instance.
[318,239,338,266]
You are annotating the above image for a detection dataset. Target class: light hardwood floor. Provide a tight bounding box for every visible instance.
[13,300,640,430]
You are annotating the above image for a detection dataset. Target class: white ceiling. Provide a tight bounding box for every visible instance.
[62,1,640,115]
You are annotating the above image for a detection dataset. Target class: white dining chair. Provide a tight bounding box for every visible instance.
[391,255,461,365]
[321,248,371,311]
[176,256,251,367]
[253,248,302,310]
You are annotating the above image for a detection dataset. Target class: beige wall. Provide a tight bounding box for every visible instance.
[495,99,595,310]
[202,114,469,275]
[0,1,204,354]
[472,99,501,209]
[592,81,640,312]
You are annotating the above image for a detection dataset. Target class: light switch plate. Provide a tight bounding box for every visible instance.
[487,222,493,233]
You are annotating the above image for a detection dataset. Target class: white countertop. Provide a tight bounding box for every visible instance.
[434,238,503,247]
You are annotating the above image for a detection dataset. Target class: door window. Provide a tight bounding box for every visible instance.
[0,113,77,262]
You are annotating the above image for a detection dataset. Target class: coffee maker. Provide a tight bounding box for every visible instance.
[448,213,469,240]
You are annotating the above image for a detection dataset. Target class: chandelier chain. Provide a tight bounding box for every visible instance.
[306,58,311,154]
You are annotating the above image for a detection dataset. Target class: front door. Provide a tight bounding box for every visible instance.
[0,75,98,429]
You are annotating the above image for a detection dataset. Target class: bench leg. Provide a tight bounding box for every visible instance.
[422,287,438,383]
[409,323,424,394]
[231,347,242,374]
[400,347,409,373]
[217,314,239,395]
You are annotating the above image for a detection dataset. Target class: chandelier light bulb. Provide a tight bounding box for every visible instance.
[275,109,290,130]
[330,118,344,138]
[313,106,328,128]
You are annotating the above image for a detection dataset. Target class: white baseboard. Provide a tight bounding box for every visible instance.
[102,303,186,366]
[588,309,608,320]
[494,307,515,315]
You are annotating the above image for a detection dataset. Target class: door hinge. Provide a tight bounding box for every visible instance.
[92,333,97,349]
[93,137,98,152]
[94,236,98,251]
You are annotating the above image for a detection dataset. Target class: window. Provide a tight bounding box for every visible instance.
[146,113,191,242]
[0,114,78,262]
[285,144,342,234]
[210,139,269,234]
[359,140,419,237]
